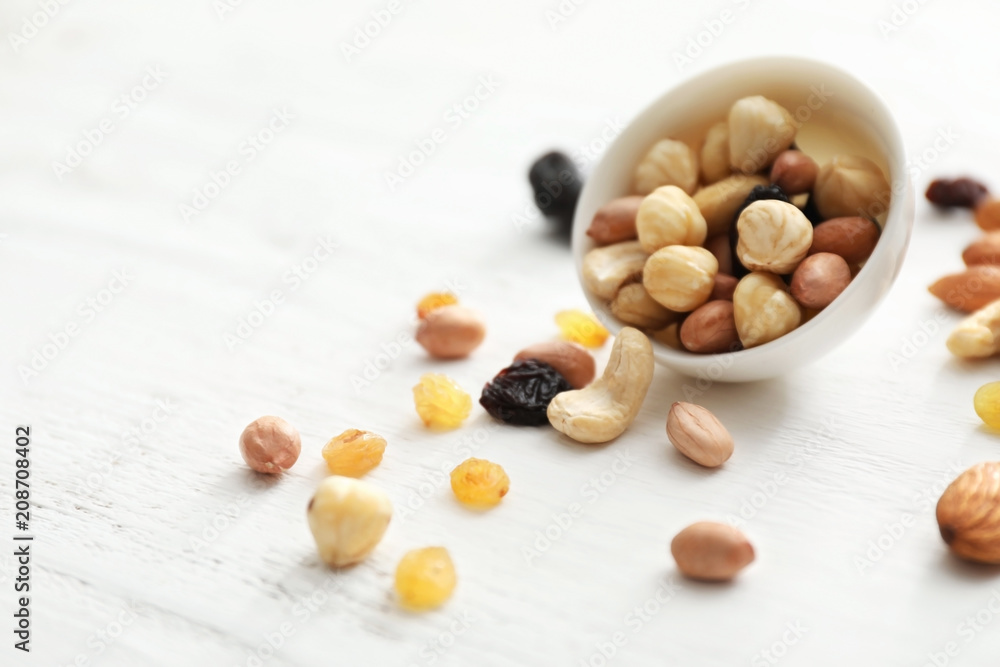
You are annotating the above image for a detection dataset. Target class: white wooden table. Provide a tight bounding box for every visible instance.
[3,1,1000,665]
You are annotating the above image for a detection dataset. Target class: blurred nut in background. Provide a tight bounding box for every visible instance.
[582,240,649,300]
[962,232,1000,266]
[769,150,818,195]
[633,138,699,195]
[733,272,802,348]
[416,305,486,359]
[728,96,796,173]
[813,154,890,220]
[307,476,392,567]
[736,200,813,274]
[239,416,301,474]
[643,245,718,312]
[586,196,643,245]
[699,121,731,185]
[976,198,1000,231]
[637,185,708,252]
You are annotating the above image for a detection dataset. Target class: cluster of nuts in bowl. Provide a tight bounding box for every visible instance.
[583,95,889,354]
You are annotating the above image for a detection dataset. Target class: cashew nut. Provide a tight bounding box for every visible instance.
[582,241,649,300]
[547,327,654,444]
[947,299,1000,358]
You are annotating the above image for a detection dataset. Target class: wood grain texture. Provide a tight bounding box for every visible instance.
[2,1,1000,665]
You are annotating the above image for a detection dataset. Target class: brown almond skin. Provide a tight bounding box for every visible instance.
[415,305,486,359]
[514,341,595,389]
[975,198,1000,231]
[964,233,1000,266]
[705,234,734,276]
[666,402,733,467]
[586,196,643,246]
[928,265,1000,312]
[679,301,740,354]
[790,253,851,310]
[808,216,880,265]
[936,462,1000,564]
[710,273,739,301]
[671,521,755,581]
[769,150,818,195]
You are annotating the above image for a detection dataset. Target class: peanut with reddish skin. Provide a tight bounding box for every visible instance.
[769,150,818,195]
[416,305,486,359]
[586,196,643,245]
[704,234,734,276]
[790,253,851,310]
[709,273,739,301]
[976,198,1000,231]
[808,216,880,265]
[680,301,739,354]
[514,341,595,389]
[671,521,755,581]
[239,416,301,474]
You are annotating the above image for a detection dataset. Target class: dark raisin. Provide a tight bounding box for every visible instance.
[729,184,791,278]
[925,178,990,209]
[529,151,584,233]
[480,359,572,426]
[799,194,824,225]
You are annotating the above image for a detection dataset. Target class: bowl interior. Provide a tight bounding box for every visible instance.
[572,56,913,382]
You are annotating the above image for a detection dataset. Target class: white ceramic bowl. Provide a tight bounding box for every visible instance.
[572,56,914,382]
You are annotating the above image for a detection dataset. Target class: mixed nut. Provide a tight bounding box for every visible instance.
[584,94,890,353]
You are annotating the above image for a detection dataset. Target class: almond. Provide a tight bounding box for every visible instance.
[670,521,754,581]
[808,216,880,265]
[666,402,734,466]
[514,341,595,389]
[936,462,1000,564]
[962,232,1000,266]
[679,302,739,355]
[975,198,1000,231]
[928,265,1000,312]
[586,196,643,246]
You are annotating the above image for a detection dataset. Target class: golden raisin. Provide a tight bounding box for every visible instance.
[417,292,458,319]
[394,547,456,611]
[450,458,510,507]
[413,374,472,430]
[556,309,610,348]
[322,429,386,477]
[974,382,1000,429]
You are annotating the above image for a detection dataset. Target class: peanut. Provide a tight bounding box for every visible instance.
[415,305,486,359]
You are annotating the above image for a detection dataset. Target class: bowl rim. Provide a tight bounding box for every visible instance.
[572,55,912,368]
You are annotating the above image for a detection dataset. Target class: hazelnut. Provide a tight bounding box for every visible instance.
[636,185,708,253]
[415,305,486,359]
[611,283,680,330]
[643,246,718,312]
[239,416,301,474]
[733,272,802,348]
[699,121,731,184]
[307,476,392,567]
[728,96,796,173]
[769,150,818,195]
[633,139,699,196]
[790,253,851,310]
[735,200,813,274]
[813,155,890,220]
